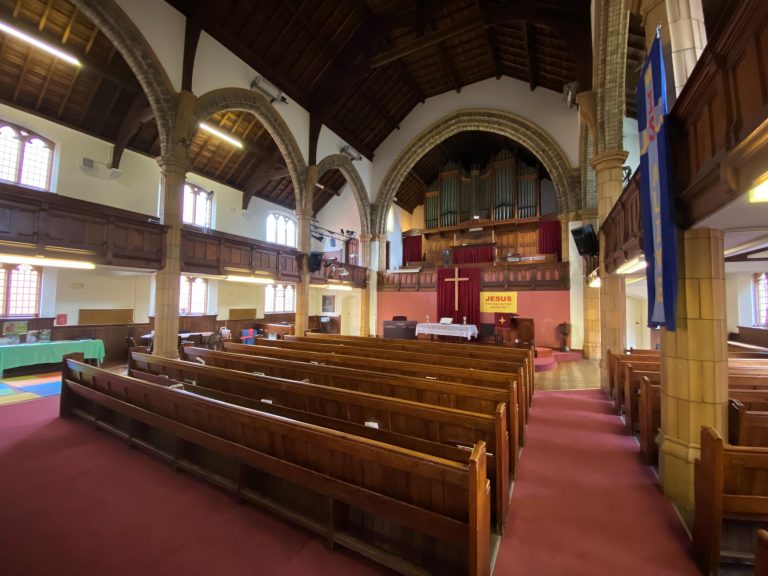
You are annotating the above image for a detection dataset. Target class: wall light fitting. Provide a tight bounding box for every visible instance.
[340,144,362,161]
[0,254,94,269]
[616,256,647,275]
[749,175,768,203]
[225,275,274,284]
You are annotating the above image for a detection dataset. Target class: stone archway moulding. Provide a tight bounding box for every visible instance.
[373,109,578,235]
[194,88,308,209]
[316,154,371,236]
[71,0,177,155]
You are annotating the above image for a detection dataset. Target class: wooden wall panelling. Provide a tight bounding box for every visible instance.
[79,309,134,324]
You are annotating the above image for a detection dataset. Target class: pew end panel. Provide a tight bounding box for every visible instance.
[693,426,725,575]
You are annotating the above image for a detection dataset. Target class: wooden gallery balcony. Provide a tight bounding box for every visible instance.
[378,258,570,292]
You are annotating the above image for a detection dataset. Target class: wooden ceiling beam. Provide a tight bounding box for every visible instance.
[524,22,538,91]
[96,84,123,134]
[397,60,426,103]
[368,21,482,68]
[435,43,461,93]
[215,116,262,180]
[241,149,288,210]
[110,93,153,169]
[308,113,322,166]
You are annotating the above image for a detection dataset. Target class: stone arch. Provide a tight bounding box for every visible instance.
[373,109,577,235]
[71,0,177,155]
[194,88,308,209]
[316,154,370,236]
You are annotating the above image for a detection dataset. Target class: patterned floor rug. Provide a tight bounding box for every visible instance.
[0,372,60,406]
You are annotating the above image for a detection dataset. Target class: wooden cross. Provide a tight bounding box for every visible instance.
[444,267,468,311]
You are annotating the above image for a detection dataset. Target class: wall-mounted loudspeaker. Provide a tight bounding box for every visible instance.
[309,252,323,273]
[570,224,599,256]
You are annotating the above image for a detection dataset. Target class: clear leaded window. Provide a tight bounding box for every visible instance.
[179,275,208,315]
[183,183,212,228]
[0,122,53,190]
[0,264,41,316]
[756,273,768,327]
[266,213,297,248]
[265,283,295,313]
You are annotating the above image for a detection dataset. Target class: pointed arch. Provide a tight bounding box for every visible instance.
[70,0,177,155]
[373,109,578,235]
[316,154,370,236]
[194,88,307,209]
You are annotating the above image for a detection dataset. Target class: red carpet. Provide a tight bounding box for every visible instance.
[1,391,700,575]
[0,397,393,576]
[494,389,699,575]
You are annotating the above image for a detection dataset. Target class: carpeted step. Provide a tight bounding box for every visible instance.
[552,350,583,363]
[534,356,557,372]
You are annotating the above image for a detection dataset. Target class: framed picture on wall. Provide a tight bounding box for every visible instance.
[322,295,335,313]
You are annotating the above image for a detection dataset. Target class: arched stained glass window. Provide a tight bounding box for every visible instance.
[266,213,297,248]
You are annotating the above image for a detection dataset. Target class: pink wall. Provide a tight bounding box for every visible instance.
[377,292,437,334]
[377,290,569,348]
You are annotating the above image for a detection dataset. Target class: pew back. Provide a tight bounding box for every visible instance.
[62,356,492,575]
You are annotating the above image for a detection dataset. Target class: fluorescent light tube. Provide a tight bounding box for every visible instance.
[199,122,244,148]
[616,256,647,275]
[0,21,81,66]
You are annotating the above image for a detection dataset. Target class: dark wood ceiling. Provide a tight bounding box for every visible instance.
[168,0,596,161]
[394,130,550,213]
[0,0,646,218]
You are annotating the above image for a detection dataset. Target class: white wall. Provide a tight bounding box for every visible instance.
[386,204,417,270]
[308,286,361,336]
[541,179,558,216]
[623,116,641,175]
[215,280,265,321]
[53,268,153,325]
[0,103,160,215]
[625,278,651,349]
[726,273,755,332]
[373,76,581,201]
[315,184,364,238]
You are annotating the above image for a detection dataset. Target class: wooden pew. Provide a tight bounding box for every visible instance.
[268,337,532,414]
[296,334,535,406]
[608,351,659,406]
[728,401,768,447]
[757,529,768,576]
[615,359,660,415]
[693,426,768,575]
[178,346,520,479]
[638,377,661,465]
[222,341,529,446]
[61,356,493,575]
[624,366,661,435]
[130,351,511,533]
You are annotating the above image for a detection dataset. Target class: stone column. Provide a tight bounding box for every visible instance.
[153,155,187,358]
[359,233,373,337]
[582,214,601,360]
[666,0,707,97]
[660,228,727,523]
[593,150,629,390]
[557,212,575,262]
[294,167,316,337]
[376,233,388,272]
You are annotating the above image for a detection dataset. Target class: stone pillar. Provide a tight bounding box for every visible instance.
[153,155,187,358]
[582,217,601,359]
[593,150,629,390]
[666,0,707,97]
[660,228,727,522]
[557,212,574,262]
[294,167,316,337]
[359,234,373,337]
[376,233,388,272]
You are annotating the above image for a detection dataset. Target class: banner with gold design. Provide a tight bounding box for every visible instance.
[480,292,518,313]
[637,31,677,330]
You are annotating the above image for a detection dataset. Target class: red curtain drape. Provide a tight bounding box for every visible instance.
[437,267,481,326]
[452,243,495,265]
[402,235,423,264]
[538,220,562,261]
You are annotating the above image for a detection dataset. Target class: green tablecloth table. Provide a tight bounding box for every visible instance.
[0,340,105,377]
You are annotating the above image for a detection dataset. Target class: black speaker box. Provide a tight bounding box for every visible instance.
[309,252,323,273]
[570,224,599,256]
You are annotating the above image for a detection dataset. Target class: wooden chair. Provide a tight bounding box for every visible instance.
[205,333,222,351]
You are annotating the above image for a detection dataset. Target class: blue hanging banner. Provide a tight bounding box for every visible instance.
[637,32,677,331]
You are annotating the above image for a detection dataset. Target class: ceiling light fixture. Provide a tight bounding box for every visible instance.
[340,144,362,161]
[199,122,244,149]
[0,254,94,269]
[616,256,647,275]
[0,20,82,66]
[749,175,768,203]
[225,275,274,284]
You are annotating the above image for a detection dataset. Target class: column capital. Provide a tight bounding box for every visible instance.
[358,233,374,243]
[591,150,629,172]
[374,233,388,243]
[576,207,598,222]
[155,154,189,174]
[557,211,577,223]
